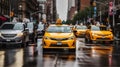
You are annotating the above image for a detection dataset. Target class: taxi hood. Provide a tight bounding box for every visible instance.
[45,33,73,38]
[91,31,112,35]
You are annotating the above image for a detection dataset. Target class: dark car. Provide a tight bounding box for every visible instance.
[26,22,36,42]
[0,22,29,46]
[36,23,45,38]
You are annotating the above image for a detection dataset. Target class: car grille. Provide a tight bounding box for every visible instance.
[97,38,110,40]
[50,38,68,41]
[2,34,17,38]
[97,34,109,36]
[50,44,69,47]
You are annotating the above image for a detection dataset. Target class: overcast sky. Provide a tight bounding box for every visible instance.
[56,0,68,21]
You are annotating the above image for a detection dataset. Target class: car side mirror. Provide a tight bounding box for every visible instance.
[25,28,29,31]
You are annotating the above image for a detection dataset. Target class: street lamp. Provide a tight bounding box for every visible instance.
[18,4,22,21]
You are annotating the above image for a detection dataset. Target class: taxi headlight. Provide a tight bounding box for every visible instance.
[17,33,23,37]
[92,33,96,36]
[44,36,50,40]
[68,36,74,40]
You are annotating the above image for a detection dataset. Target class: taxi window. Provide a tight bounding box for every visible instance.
[91,26,107,31]
[76,26,87,29]
[91,26,100,31]
[47,26,71,33]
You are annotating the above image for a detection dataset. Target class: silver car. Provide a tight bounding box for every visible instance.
[0,22,29,46]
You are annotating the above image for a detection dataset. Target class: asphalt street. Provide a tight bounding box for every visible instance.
[0,38,120,67]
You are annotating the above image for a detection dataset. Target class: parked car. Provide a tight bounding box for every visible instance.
[36,23,45,38]
[0,22,29,46]
[26,22,36,42]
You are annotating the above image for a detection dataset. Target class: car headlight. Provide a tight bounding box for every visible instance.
[44,36,50,40]
[17,33,23,37]
[68,36,75,40]
[0,33,1,37]
[109,34,113,36]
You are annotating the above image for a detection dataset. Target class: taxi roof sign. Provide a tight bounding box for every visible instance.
[56,18,62,25]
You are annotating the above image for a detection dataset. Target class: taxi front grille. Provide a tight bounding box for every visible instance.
[97,34,109,36]
[50,38,68,41]
[50,44,69,47]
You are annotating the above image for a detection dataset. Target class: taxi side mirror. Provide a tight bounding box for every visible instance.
[109,29,112,32]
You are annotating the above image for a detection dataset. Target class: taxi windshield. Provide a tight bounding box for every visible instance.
[91,26,107,31]
[76,26,87,30]
[47,26,71,33]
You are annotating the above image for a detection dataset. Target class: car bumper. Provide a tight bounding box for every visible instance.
[42,39,76,49]
[0,37,23,44]
[91,36,113,41]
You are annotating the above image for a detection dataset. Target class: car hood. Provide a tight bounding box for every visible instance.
[0,30,22,34]
[77,29,86,32]
[91,31,112,35]
[45,33,74,38]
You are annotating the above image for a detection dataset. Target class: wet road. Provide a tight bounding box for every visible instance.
[0,38,120,67]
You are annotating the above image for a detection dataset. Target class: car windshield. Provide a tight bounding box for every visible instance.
[47,26,71,33]
[38,24,44,30]
[0,23,23,30]
[27,23,33,30]
[76,26,87,30]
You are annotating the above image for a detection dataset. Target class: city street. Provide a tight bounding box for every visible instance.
[0,38,120,67]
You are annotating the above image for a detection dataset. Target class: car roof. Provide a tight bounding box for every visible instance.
[49,24,69,26]
[3,22,25,24]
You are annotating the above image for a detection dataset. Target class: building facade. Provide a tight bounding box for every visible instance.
[67,0,76,20]
[17,0,39,21]
[0,0,9,15]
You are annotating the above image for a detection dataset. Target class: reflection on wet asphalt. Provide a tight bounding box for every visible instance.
[0,38,120,67]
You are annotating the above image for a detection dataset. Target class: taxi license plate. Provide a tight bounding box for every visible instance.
[102,37,105,38]
[57,42,62,45]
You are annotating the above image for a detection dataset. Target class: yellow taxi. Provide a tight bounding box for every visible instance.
[74,25,87,37]
[42,19,76,50]
[85,25,113,43]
